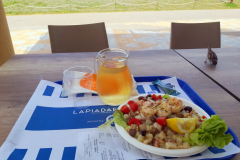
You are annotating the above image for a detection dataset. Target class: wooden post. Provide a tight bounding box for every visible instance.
[70,4,71,12]
[156,0,158,10]
[0,0,15,66]
[18,3,20,12]
[115,2,116,12]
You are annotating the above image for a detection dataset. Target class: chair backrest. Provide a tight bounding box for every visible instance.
[48,22,109,53]
[0,0,15,66]
[170,22,221,49]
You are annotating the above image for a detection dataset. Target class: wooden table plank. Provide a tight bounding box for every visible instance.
[0,50,239,159]
[174,48,240,102]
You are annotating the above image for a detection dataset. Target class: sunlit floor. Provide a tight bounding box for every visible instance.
[10,18,240,54]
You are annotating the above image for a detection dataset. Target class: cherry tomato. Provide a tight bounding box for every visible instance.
[156,117,167,126]
[128,118,142,126]
[202,116,207,119]
[157,95,162,100]
[199,115,207,122]
[152,94,157,100]
[152,94,162,101]
[120,105,131,114]
[128,100,138,112]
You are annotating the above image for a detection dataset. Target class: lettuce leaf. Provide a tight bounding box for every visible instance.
[98,118,114,131]
[113,110,128,129]
[98,110,128,130]
[182,114,233,149]
[162,94,170,99]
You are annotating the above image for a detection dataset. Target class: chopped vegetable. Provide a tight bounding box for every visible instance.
[156,117,167,126]
[162,94,171,99]
[152,94,157,100]
[157,95,162,100]
[120,105,131,114]
[98,110,128,130]
[199,115,207,122]
[129,118,142,126]
[182,114,233,149]
[152,94,162,101]
[98,118,114,130]
[128,100,138,112]
[113,110,128,129]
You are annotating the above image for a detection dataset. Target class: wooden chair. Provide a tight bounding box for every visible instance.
[170,22,221,49]
[0,0,15,66]
[48,22,109,53]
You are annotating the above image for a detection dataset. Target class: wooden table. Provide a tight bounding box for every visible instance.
[174,48,240,102]
[0,50,239,159]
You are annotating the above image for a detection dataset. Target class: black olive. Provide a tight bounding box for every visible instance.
[142,98,147,101]
[129,129,137,137]
[184,106,192,112]
[150,117,156,123]
[138,96,144,100]
[141,129,147,136]
[146,94,152,99]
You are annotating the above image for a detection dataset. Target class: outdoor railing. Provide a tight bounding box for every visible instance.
[3,0,238,14]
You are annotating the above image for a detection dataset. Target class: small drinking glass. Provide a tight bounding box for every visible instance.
[63,66,94,108]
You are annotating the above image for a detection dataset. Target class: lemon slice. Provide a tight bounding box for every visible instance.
[166,118,196,134]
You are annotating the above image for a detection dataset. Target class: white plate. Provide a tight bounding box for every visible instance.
[115,94,210,157]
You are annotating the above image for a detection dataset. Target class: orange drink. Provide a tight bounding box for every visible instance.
[97,63,132,105]
[95,48,132,105]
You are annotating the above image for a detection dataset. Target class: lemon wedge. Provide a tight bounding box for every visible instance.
[166,118,196,134]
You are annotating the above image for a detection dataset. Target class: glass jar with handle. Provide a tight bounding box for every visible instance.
[95,48,132,106]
